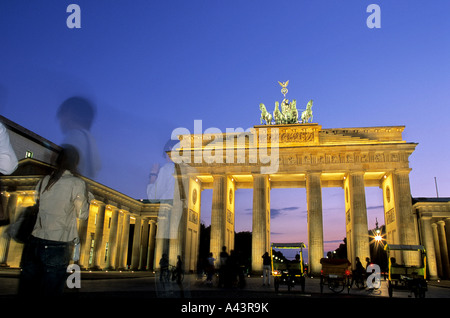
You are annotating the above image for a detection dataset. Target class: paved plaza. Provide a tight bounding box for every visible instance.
[1,269,449,315]
[1,269,449,299]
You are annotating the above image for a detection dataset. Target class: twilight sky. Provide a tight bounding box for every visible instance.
[1,1,449,253]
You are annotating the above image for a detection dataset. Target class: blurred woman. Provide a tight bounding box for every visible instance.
[18,145,91,297]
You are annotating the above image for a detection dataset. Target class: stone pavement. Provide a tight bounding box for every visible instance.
[1,268,450,299]
[1,268,450,315]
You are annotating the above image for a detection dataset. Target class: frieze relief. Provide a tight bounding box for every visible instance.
[277,151,408,167]
[189,209,199,224]
[385,208,395,225]
[280,131,314,143]
[180,145,408,167]
[256,129,316,145]
[226,209,234,225]
[346,208,351,225]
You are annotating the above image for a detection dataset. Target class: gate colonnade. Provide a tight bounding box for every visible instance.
[0,162,166,271]
[1,115,447,280]
[164,123,421,275]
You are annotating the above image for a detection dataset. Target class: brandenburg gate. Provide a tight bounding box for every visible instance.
[165,121,419,274]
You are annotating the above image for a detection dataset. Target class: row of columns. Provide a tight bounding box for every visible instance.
[207,171,363,274]
[0,192,158,271]
[78,202,157,271]
[420,218,450,279]
[1,169,432,278]
[248,171,368,274]
[206,170,418,275]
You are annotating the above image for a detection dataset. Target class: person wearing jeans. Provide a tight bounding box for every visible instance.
[18,145,91,297]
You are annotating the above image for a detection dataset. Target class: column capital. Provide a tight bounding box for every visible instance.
[306,170,322,175]
[346,170,365,176]
[120,210,131,216]
[91,199,106,207]
[252,173,270,179]
[393,168,412,175]
[106,204,119,211]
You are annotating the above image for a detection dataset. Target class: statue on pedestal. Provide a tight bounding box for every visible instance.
[258,81,313,125]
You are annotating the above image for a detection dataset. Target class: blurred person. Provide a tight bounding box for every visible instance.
[159,253,169,282]
[18,145,92,297]
[146,139,177,200]
[148,139,179,270]
[175,255,183,284]
[0,121,18,176]
[262,252,271,286]
[0,120,18,225]
[218,246,229,288]
[206,252,215,285]
[57,96,101,179]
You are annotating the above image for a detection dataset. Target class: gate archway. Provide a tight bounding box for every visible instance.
[162,123,418,274]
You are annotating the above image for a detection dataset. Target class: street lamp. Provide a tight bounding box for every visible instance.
[372,218,384,246]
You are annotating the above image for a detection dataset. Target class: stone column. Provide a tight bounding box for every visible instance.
[147,220,156,270]
[445,218,450,264]
[437,220,450,279]
[139,219,149,270]
[131,216,142,270]
[393,170,419,265]
[432,223,443,278]
[105,207,119,269]
[77,214,89,269]
[420,217,438,280]
[210,174,227,266]
[348,171,370,268]
[154,207,170,270]
[307,172,323,275]
[113,211,124,269]
[118,213,130,270]
[92,202,106,270]
[252,174,270,273]
[0,192,16,266]
[169,172,188,266]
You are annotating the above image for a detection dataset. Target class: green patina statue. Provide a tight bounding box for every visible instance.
[259,81,313,125]
[301,99,313,124]
[259,103,273,125]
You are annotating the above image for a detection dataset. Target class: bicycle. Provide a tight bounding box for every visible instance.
[351,271,366,289]
[169,265,184,283]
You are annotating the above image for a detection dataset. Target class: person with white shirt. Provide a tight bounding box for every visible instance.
[0,121,18,225]
[18,145,92,297]
[0,122,18,175]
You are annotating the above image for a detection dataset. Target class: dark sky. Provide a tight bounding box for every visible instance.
[1,1,449,251]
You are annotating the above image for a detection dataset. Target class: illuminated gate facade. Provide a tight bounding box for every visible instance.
[165,123,420,274]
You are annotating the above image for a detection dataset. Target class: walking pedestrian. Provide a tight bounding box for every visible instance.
[262,252,271,286]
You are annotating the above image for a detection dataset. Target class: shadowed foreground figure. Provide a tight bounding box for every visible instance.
[57,96,101,179]
[18,145,92,297]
